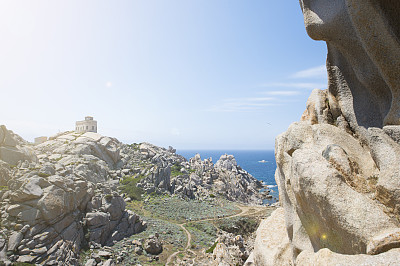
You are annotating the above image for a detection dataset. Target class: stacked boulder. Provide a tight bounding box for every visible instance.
[85,193,146,246]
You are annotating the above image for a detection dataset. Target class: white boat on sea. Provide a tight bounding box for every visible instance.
[258,160,268,163]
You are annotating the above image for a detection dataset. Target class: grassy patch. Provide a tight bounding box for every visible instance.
[38,173,51,178]
[185,221,217,248]
[143,197,238,223]
[120,175,145,201]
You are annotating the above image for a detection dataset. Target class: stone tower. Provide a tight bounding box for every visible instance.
[75,116,97,133]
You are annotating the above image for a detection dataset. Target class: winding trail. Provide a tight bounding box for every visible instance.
[165,205,266,265]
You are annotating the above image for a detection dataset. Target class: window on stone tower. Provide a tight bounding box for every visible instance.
[86,126,88,130]
[92,126,94,130]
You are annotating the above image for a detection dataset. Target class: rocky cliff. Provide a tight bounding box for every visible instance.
[248,1,400,265]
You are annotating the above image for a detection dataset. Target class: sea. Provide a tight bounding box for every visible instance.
[177,150,279,205]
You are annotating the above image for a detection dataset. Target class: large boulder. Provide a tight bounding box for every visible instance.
[144,235,163,255]
[250,1,400,265]
[246,208,291,265]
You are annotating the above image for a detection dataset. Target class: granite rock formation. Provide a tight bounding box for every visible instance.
[135,147,264,205]
[0,127,265,265]
[248,1,400,265]
[0,130,146,265]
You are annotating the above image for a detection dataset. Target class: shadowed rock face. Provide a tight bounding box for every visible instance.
[300,0,400,128]
[247,2,400,265]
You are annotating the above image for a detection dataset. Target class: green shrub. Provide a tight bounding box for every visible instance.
[38,172,50,178]
[206,241,218,253]
[219,217,258,236]
[128,143,140,151]
[171,162,183,177]
[120,175,145,201]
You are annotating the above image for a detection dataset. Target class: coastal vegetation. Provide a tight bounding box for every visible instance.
[120,175,146,201]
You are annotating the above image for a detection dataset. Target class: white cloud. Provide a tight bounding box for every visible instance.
[224,97,275,102]
[208,97,277,112]
[263,90,300,96]
[106,81,112,87]
[291,65,326,79]
[261,82,327,90]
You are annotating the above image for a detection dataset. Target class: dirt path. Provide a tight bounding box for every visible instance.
[165,205,266,265]
[165,224,192,265]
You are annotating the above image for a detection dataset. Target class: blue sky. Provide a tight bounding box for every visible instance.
[0,0,327,149]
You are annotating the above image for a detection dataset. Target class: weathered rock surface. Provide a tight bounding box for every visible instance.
[0,130,146,265]
[248,1,400,265]
[247,208,291,265]
[297,248,400,265]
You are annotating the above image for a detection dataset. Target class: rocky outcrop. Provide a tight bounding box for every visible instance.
[0,130,146,265]
[248,1,400,265]
[85,193,146,247]
[0,125,37,165]
[35,131,121,182]
[170,153,263,204]
[211,232,251,266]
[132,145,264,204]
